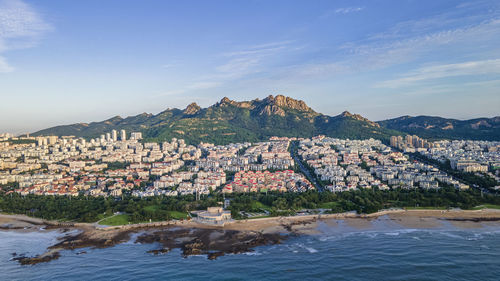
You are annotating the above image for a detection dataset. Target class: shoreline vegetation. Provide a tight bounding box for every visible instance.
[2,186,500,224]
[2,207,500,265]
[2,186,500,265]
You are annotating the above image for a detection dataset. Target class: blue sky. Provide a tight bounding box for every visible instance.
[1,0,500,134]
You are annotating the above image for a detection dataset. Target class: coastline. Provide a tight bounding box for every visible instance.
[3,208,500,265]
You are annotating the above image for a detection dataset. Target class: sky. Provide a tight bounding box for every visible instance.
[1,0,500,134]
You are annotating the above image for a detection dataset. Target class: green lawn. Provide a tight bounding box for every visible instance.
[318,202,340,209]
[167,211,189,220]
[99,214,130,226]
[246,215,271,220]
[251,201,272,211]
[98,210,188,225]
[144,205,188,219]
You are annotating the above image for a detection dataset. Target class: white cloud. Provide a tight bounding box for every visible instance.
[345,17,500,68]
[281,13,500,82]
[320,7,364,19]
[215,57,260,76]
[335,7,364,14]
[0,0,51,73]
[158,41,296,96]
[223,41,294,57]
[204,41,294,81]
[375,59,500,88]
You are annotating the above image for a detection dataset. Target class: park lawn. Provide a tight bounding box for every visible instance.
[246,215,272,220]
[95,212,113,221]
[472,204,500,210]
[251,201,272,211]
[167,211,189,220]
[99,214,130,226]
[139,206,189,220]
[318,202,340,209]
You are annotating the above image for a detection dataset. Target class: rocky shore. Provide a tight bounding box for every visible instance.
[9,226,288,265]
[3,208,500,265]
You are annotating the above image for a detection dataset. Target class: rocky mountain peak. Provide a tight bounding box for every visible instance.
[262,95,313,112]
[220,97,232,104]
[215,97,237,107]
[339,111,380,128]
[340,111,352,117]
[183,102,201,115]
[259,104,286,117]
[215,97,255,109]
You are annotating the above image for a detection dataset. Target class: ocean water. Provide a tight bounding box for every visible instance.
[2,221,500,281]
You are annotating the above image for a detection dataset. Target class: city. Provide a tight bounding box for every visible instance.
[1,131,498,200]
[1,0,500,278]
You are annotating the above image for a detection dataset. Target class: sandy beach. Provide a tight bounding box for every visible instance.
[3,208,500,265]
[3,208,500,234]
[0,214,47,232]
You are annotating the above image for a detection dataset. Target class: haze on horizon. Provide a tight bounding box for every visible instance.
[1,0,500,134]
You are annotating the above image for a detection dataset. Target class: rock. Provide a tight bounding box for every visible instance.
[207,251,225,260]
[263,95,313,113]
[340,111,380,127]
[183,103,201,115]
[147,248,170,255]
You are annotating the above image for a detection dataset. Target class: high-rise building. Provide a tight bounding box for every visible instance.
[112,130,118,142]
[390,136,398,147]
[405,135,413,146]
[412,135,420,147]
[48,136,58,145]
[106,133,111,141]
[130,132,142,140]
[397,136,403,145]
[120,129,126,141]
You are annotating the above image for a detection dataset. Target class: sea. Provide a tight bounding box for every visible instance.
[2,219,500,281]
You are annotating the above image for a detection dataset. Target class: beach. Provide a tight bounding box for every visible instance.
[3,208,500,265]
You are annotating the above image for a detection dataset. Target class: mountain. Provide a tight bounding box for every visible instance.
[377,115,500,141]
[32,95,400,144]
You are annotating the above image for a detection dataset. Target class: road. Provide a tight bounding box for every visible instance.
[290,141,324,192]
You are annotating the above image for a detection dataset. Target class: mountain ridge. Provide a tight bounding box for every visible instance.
[377,115,500,141]
[32,95,500,144]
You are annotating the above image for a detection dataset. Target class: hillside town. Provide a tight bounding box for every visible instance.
[299,136,472,192]
[1,131,499,197]
[390,135,500,186]
[0,132,302,197]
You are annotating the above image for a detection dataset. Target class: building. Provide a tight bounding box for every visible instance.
[120,129,126,141]
[390,136,398,147]
[194,207,232,225]
[112,130,118,142]
[451,159,488,173]
[48,136,58,145]
[131,132,142,140]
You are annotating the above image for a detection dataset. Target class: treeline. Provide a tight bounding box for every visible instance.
[226,187,500,217]
[2,187,499,223]
[0,194,219,223]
